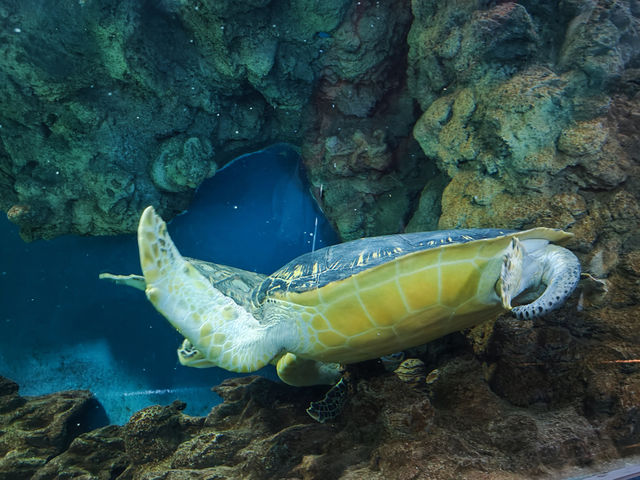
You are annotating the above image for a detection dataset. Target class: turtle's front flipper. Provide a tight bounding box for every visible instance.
[275,353,341,386]
[307,377,349,423]
[137,206,285,373]
[177,338,218,368]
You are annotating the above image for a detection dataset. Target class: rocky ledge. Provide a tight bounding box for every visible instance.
[2,302,639,480]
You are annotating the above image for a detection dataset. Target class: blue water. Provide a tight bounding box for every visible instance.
[0,145,337,425]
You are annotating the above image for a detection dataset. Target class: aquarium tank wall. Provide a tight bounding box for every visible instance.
[1,0,639,479]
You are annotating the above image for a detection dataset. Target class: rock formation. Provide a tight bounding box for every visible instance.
[1,0,639,478]
[1,355,637,479]
[0,0,431,241]
[0,376,105,480]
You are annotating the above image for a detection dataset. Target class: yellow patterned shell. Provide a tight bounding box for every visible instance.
[254,228,571,364]
[255,230,512,302]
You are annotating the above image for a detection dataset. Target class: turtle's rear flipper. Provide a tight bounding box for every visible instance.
[306,377,348,423]
[276,353,341,387]
[99,273,146,291]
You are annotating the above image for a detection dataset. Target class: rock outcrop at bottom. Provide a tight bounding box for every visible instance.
[2,340,638,480]
[0,376,104,480]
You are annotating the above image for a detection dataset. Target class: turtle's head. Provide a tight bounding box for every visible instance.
[177,339,218,368]
[509,242,581,320]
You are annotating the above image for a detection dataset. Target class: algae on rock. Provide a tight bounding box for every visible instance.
[408,0,639,242]
[0,0,351,240]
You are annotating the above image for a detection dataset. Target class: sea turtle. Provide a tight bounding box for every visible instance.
[102,206,581,421]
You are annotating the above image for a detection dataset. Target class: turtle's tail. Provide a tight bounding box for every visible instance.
[137,206,283,373]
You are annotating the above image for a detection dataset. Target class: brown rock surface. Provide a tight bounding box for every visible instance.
[2,332,639,480]
[300,0,438,240]
[0,376,100,480]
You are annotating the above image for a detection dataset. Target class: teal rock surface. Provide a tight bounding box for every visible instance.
[0,0,351,240]
[1,0,439,243]
[408,0,639,243]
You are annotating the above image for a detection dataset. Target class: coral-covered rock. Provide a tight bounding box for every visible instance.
[408,2,640,316]
[0,0,350,240]
[0,0,438,242]
[300,0,439,241]
[303,125,434,239]
[123,400,192,465]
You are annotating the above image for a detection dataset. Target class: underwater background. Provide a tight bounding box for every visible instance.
[1,0,639,479]
[0,145,337,425]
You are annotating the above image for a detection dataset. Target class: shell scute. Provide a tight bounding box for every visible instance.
[324,298,374,337]
[397,266,440,311]
[439,262,482,308]
[357,281,409,327]
[317,330,347,349]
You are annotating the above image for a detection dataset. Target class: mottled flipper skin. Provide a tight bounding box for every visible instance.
[98,273,146,290]
[509,244,581,320]
[500,238,525,310]
[137,206,288,373]
[306,377,349,423]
